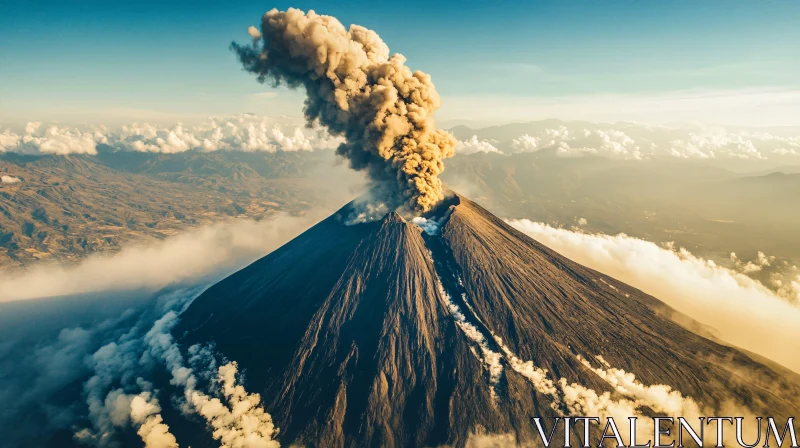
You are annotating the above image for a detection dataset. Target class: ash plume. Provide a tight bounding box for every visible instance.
[232,8,456,214]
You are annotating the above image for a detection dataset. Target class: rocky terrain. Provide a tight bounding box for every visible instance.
[0,151,354,268]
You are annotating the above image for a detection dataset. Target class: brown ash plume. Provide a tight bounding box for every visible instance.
[232,8,455,214]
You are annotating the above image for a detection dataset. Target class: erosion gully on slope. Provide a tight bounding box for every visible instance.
[416,218,575,415]
[419,227,508,402]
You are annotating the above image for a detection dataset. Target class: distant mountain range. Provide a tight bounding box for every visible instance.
[0,151,350,268]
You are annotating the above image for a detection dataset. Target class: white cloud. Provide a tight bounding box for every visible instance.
[0,130,21,151]
[0,115,345,155]
[730,251,776,274]
[119,115,343,154]
[456,135,501,155]
[507,127,643,159]
[1,123,107,155]
[1,175,21,183]
[510,127,571,153]
[510,134,543,152]
[507,219,800,373]
[669,127,767,160]
[461,121,800,161]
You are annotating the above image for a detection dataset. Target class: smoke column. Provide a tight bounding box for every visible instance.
[233,8,456,214]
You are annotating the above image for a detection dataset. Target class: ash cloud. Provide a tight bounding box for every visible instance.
[233,8,456,214]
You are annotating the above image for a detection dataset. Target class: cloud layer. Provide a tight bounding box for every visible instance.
[507,219,800,373]
[445,120,800,161]
[2,116,799,162]
[0,213,319,302]
[499,125,800,160]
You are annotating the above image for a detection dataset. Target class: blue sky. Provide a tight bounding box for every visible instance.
[1,0,799,125]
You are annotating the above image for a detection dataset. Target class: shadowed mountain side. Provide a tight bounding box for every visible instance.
[442,196,800,414]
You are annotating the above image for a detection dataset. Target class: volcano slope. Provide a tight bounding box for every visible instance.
[175,193,800,447]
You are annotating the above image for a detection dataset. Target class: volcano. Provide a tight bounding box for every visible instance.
[175,193,800,447]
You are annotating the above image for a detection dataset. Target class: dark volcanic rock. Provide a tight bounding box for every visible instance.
[175,194,800,447]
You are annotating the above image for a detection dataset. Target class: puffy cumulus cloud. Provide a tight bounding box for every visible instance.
[505,127,644,158]
[1,175,21,183]
[120,115,344,154]
[585,129,642,159]
[456,135,502,155]
[772,273,800,305]
[0,123,107,155]
[520,128,642,159]
[510,134,542,153]
[0,213,318,302]
[0,130,22,151]
[127,123,202,154]
[730,251,774,274]
[669,127,766,159]
[506,219,800,373]
[510,127,571,153]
